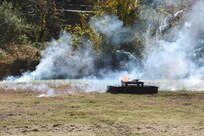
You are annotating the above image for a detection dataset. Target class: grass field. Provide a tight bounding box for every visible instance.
[0,87,204,136]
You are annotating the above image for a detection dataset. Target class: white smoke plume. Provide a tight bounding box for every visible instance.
[89,15,134,45]
[3,14,139,96]
[149,0,193,7]
[3,0,204,93]
[143,0,204,79]
[140,0,204,90]
[1,82,55,97]
[8,32,96,82]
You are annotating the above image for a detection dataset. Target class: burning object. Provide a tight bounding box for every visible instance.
[107,79,158,94]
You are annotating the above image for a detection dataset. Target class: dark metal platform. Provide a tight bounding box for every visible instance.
[107,79,158,94]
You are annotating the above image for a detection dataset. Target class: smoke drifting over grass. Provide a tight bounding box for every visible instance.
[1,82,55,97]
[4,0,204,93]
[6,14,139,82]
[12,32,96,81]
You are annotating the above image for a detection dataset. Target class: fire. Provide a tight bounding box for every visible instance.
[121,76,129,82]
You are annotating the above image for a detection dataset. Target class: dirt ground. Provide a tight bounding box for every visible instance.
[0,83,203,136]
[1,122,204,136]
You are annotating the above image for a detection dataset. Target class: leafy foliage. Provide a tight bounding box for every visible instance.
[65,13,102,52]
[0,2,30,48]
[93,0,139,26]
[19,0,61,43]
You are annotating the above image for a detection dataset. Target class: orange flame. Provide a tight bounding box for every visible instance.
[121,76,129,82]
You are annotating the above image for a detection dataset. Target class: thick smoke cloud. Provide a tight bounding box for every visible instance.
[89,15,134,45]
[4,0,204,92]
[6,15,138,82]
[12,32,96,81]
[143,0,204,80]
[148,0,192,7]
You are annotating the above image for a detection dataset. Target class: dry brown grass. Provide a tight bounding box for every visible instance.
[0,86,203,136]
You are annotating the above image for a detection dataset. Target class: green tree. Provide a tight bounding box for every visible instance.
[65,13,102,52]
[19,0,61,43]
[0,2,29,49]
[93,0,139,26]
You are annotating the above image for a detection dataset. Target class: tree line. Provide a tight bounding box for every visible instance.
[0,0,193,79]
